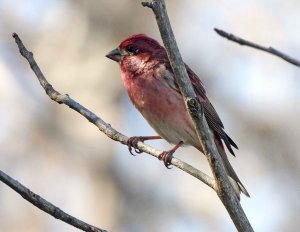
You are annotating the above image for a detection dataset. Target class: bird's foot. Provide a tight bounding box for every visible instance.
[127,136,145,156]
[127,136,161,156]
[158,141,184,169]
[158,150,174,169]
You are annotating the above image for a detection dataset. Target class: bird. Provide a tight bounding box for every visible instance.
[106,34,249,199]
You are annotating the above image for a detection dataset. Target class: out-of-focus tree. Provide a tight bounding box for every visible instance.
[1,1,300,231]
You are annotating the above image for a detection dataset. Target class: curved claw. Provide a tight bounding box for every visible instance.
[134,147,143,154]
[128,146,136,156]
[127,136,144,156]
[158,151,174,169]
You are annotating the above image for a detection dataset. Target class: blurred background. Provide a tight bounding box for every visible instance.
[1,0,300,231]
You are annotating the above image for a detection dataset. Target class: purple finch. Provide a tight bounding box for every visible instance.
[106,34,249,199]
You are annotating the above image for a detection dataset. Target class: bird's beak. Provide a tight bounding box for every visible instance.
[105,48,121,62]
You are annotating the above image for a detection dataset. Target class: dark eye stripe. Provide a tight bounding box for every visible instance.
[126,45,138,53]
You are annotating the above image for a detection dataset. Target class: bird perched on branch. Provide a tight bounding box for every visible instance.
[106,34,249,199]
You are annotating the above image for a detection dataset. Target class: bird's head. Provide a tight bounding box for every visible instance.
[106,34,166,73]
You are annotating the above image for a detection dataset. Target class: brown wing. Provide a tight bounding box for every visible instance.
[186,65,238,156]
[161,58,238,156]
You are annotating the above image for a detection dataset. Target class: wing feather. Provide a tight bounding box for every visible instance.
[186,64,238,156]
[160,59,238,155]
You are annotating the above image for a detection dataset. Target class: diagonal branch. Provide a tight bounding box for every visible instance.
[215,28,300,67]
[142,1,253,232]
[11,33,215,190]
[9,32,216,229]
[0,169,106,232]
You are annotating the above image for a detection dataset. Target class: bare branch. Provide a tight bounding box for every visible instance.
[10,31,216,228]
[142,1,253,231]
[12,33,214,190]
[215,28,300,67]
[0,169,106,232]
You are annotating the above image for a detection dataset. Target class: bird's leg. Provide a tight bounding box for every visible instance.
[127,136,161,155]
[158,141,184,169]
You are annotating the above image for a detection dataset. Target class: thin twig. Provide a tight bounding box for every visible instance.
[215,28,300,67]
[142,1,253,232]
[0,170,106,232]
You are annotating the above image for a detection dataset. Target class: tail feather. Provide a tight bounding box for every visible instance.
[214,132,250,199]
[226,133,239,150]
[223,154,250,198]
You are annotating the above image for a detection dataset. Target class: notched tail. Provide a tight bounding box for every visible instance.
[222,132,238,157]
[228,176,250,200]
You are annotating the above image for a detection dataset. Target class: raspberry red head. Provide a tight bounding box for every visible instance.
[105,34,166,63]
[119,34,163,54]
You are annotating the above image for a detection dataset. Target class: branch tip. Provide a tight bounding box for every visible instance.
[12,32,22,45]
[141,1,153,8]
[214,28,222,35]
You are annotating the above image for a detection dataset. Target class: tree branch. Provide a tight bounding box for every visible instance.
[0,170,106,232]
[10,32,216,229]
[142,1,253,231]
[215,28,300,67]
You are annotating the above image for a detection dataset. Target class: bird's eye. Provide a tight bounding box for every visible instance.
[126,45,139,54]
